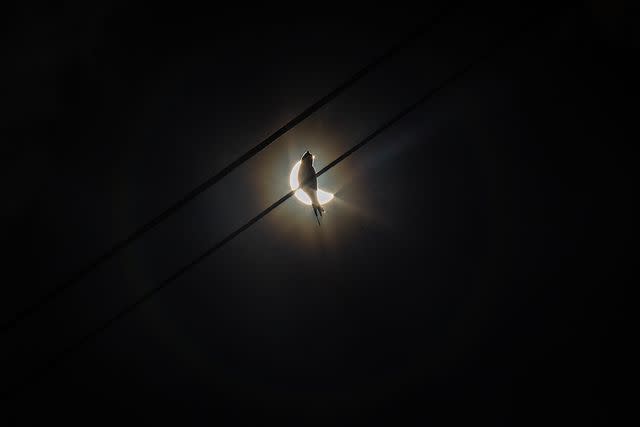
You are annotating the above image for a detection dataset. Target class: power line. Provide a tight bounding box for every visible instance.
[2,8,544,398]
[0,5,460,334]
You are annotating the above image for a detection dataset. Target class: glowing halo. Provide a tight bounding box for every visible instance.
[289,160,334,206]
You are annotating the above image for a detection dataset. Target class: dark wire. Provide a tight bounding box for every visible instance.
[2,8,541,399]
[0,4,460,334]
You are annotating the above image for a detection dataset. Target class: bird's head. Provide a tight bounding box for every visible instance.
[301,150,314,164]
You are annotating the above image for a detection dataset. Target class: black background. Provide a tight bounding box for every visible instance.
[1,1,634,425]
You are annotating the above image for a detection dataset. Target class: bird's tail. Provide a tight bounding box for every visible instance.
[313,206,321,226]
[312,204,324,226]
[310,192,324,217]
[310,192,324,226]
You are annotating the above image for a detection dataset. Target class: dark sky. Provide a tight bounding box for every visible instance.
[1,2,633,425]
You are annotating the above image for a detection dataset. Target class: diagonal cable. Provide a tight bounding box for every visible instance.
[0,4,461,334]
[2,13,534,399]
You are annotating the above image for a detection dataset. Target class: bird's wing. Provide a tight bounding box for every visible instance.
[309,170,318,190]
[298,164,318,190]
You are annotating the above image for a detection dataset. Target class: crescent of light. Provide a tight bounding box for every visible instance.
[289,160,334,206]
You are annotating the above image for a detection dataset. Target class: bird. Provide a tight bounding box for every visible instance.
[298,150,325,225]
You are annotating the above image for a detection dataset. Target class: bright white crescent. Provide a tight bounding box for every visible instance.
[289,160,334,205]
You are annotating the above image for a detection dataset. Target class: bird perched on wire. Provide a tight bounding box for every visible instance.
[298,150,325,225]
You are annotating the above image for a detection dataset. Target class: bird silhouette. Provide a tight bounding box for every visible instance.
[298,150,325,225]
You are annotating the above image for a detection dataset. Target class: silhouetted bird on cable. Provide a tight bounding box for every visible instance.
[298,150,325,225]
